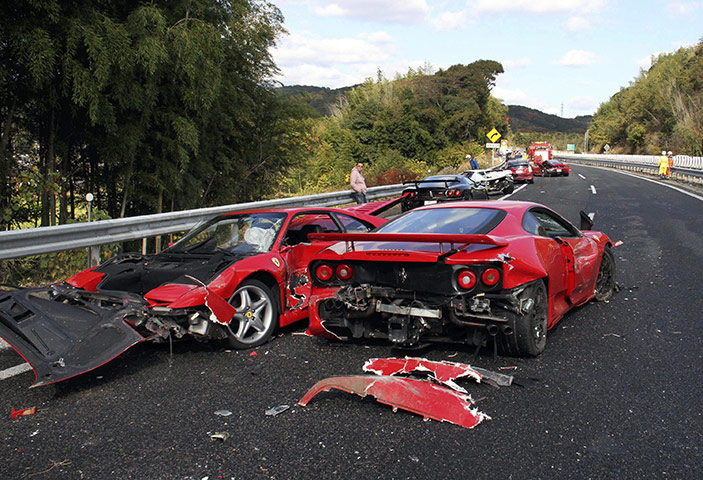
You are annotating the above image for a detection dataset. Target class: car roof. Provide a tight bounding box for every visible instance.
[413,199,540,213]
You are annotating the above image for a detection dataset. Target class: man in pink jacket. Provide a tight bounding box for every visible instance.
[350,162,367,204]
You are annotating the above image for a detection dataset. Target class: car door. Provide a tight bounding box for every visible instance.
[525,208,600,306]
[279,213,341,312]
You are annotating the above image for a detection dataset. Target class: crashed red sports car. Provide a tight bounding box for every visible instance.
[0,206,387,387]
[307,200,616,356]
[541,160,571,177]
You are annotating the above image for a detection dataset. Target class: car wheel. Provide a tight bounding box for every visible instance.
[226,279,278,348]
[594,246,616,302]
[499,280,548,357]
[503,181,514,194]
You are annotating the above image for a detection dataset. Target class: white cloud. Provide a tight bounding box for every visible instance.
[663,1,700,16]
[430,9,472,30]
[273,31,395,67]
[502,57,531,70]
[471,0,604,14]
[301,0,430,23]
[558,50,600,66]
[566,16,590,31]
[567,96,599,113]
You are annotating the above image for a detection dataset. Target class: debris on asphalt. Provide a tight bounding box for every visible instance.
[265,405,290,416]
[298,375,489,430]
[603,333,622,338]
[11,407,37,419]
[249,351,258,357]
[214,410,233,417]
[209,432,230,442]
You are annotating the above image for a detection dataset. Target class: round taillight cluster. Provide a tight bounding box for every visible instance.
[481,267,500,286]
[336,264,353,281]
[315,262,354,283]
[446,189,462,197]
[457,269,477,290]
[315,264,333,281]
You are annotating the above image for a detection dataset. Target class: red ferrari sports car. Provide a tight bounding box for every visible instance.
[542,160,571,176]
[505,160,534,183]
[0,206,387,387]
[307,201,616,356]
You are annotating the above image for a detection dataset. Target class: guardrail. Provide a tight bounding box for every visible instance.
[0,184,406,261]
[553,152,703,182]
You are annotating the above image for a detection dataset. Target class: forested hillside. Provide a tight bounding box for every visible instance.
[507,105,591,133]
[277,61,510,196]
[589,39,703,155]
[0,0,302,229]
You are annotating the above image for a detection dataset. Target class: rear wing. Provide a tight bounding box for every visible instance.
[309,232,508,247]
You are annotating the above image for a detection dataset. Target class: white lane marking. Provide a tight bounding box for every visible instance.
[590,185,597,194]
[578,174,587,180]
[0,362,32,381]
[573,164,703,202]
[1,339,9,351]
[498,183,527,200]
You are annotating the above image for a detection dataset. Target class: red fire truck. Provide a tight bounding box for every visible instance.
[527,142,552,176]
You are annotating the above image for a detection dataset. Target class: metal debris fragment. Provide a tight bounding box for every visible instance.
[265,405,290,416]
[214,410,233,417]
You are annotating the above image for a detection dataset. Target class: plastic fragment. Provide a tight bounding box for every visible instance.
[11,407,37,419]
[214,410,233,417]
[265,405,290,416]
[210,432,230,442]
[249,351,258,357]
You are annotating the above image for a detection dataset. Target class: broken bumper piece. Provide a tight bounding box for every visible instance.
[298,375,489,429]
[0,287,148,387]
[363,356,513,392]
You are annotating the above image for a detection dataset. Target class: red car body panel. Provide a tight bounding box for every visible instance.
[298,375,489,429]
[307,201,612,351]
[505,162,534,183]
[542,161,571,176]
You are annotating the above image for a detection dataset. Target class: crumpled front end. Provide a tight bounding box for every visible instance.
[0,286,148,387]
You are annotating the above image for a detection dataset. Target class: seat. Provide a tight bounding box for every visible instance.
[300,224,324,242]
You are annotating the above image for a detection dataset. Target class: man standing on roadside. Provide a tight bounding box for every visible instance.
[467,154,479,170]
[350,162,367,204]
[667,151,674,178]
[658,151,669,179]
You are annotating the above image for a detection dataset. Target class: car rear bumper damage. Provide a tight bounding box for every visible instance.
[315,283,529,348]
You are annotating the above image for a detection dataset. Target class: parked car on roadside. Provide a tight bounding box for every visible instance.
[401,175,488,211]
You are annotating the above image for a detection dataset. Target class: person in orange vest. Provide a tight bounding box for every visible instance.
[658,151,669,179]
[667,151,673,177]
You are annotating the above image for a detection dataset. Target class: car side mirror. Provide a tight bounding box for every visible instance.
[579,211,593,231]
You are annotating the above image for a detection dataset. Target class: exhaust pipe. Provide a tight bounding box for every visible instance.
[486,324,499,336]
[502,325,513,336]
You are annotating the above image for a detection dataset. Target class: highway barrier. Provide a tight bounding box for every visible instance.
[0,184,406,261]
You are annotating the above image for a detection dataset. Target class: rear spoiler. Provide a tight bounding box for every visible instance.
[309,232,508,247]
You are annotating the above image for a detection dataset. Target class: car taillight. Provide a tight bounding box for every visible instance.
[315,264,333,281]
[336,264,353,281]
[481,267,500,286]
[457,269,477,290]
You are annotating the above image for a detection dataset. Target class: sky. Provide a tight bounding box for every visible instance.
[269,0,702,118]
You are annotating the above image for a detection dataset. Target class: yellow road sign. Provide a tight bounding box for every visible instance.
[486,128,501,142]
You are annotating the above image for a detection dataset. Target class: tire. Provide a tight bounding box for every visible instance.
[503,181,514,194]
[498,281,549,357]
[226,279,278,348]
[594,247,616,302]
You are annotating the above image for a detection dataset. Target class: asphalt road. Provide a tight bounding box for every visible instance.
[2,164,702,479]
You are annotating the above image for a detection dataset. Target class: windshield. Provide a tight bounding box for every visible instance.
[376,207,505,235]
[507,161,529,168]
[168,212,287,254]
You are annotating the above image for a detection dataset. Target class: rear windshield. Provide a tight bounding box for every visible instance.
[377,207,506,235]
[507,161,529,167]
